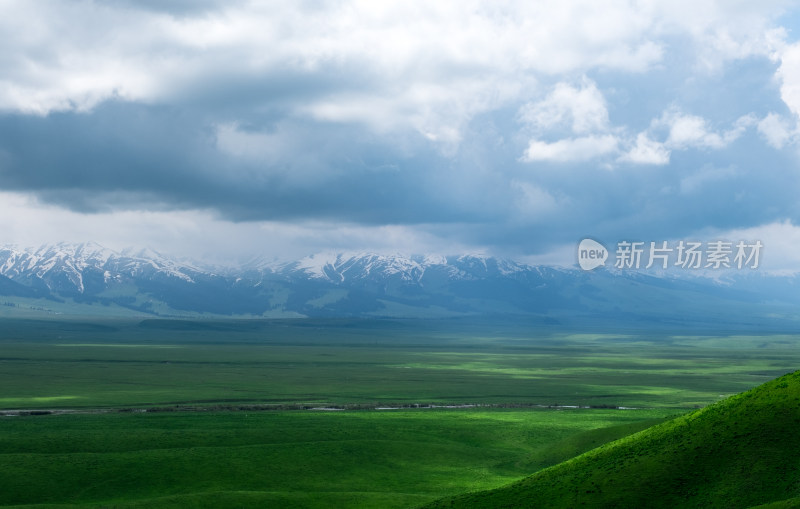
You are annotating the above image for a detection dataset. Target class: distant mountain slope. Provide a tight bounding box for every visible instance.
[423,370,800,509]
[0,243,797,326]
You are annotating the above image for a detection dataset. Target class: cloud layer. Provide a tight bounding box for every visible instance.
[1,1,800,265]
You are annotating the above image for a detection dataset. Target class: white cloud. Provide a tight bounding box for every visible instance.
[775,38,800,118]
[712,220,800,274]
[634,109,756,153]
[518,78,623,164]
[0,2,167,114]
[519,79,757,166]
[522,135,619,163]
[518,78,609,135]
[620,132,671,165]
[303,76,527,150]
[1,0,783,140]
[523,106,755,166]
[758,39,800,149]
[648,0,788,71]
[758,112,795,148]
[663,111,726,149]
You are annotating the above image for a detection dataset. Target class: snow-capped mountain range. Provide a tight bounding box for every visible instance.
[245,251,528,283]
[0,242,797,329]
[0,243,199,292]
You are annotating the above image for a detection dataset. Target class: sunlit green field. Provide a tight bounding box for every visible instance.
[0,318,797,410]
[1,317,799,507]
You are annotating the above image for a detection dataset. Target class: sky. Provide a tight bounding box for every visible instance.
[3,1,800,269]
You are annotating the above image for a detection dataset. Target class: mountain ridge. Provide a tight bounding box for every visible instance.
[0,242,797,327]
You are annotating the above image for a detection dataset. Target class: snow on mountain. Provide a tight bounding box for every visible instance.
[0,243,795,326]
[0,244,548,307]
[0,242,116,293]
[285,252,525,284]
[421,254,448,266]
[0,243,199,293]
[293,251,344,280]
[288,252,407,282]
[116,247,200,282]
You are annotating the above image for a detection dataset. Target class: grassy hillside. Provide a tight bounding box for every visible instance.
[423,370,800,509]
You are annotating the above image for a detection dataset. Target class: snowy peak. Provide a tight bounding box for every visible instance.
[0,243,198,293]
[0,242,114,274]
[36,241,115,265]
[0,245,557,318]
[0,243,113,293]
[0,245,532,289]
[0,243,794,327]
[289,252,417,281]
[322,253,425,282]
[284,252,528,284]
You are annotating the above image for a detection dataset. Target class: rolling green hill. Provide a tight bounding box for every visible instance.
[423,370,800,509]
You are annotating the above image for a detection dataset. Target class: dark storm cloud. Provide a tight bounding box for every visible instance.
[1,95,797,257]
[0,101,501,223]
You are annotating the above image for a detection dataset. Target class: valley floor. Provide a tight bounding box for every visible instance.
[1,317,798,507]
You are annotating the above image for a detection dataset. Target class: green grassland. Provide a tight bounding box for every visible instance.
[425,370,800,508]
[1,317,800,507]
[0,318,798,410]
[0,408,678,508]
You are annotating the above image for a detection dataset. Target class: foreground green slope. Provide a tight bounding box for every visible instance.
[424,370,800,509]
